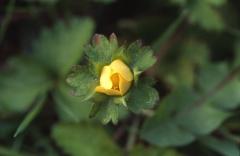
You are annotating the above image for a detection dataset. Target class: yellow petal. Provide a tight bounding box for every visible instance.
[119,75,131,95]
[95,86,121,96]
[110,59,133,81]
[100,66,112,89]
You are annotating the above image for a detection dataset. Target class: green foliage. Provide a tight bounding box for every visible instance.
[66,66,98,100]
[126,41,156,72]
[158,39,210,87]
[32,18,94,76]
[0,57,51,113]
[127,83,159,113]
[130,145,182,156]
[201,136,240,156]
[53,82,93,122]
[52,123,122,156]
[171,0,226,31]
[141,61,240,147]
[14,94,46,137]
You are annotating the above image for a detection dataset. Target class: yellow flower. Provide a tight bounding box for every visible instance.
[95,59,133,96]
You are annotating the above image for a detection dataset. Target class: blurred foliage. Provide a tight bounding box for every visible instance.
[0,0,240,155]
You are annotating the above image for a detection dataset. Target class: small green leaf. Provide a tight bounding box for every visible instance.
[0,57,51,113]
[52,123,122,156]
[127,83,159,113]
[126,41,156,71]
[96,99,119,124]
[66,66,97,100]
[32,17,94,76]
[14,94,46,137]
[189,1,225,31]
[201,136,240,156]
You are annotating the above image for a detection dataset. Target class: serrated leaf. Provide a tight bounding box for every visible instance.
[32,17,94,76]
[126,42,156,72]
[52,123,122,156]
[66,66,97,100]
[127,83,159,113]
[189,1,225,31]
[201,136,240,156]
[95,98,120,124]
[53,82,92,122]
[141,87,231,147]
[198,63,240,110]
[177,104,230,135]
[85,34,120,75]
[0,57,51,113]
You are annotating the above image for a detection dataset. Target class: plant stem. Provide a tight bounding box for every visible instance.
[125,117,140,153]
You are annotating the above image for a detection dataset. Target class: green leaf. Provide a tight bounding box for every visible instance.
[14,94,46,137]
[198,63,240,110]
[66,66,97,100]
[32,17,94,76]
[180,39,210,66]
[141,87,230,147]
[177,104,230,135]
[0,146,31,156]
[197,63,228,91]
[201,136,240,156]
[126,41,156,72]
[95,98,120,124]
[188,1,225,31]
[53,82,93,122]
[52,123,122,156]
[0,57,51,113]
[85,34,120,75]
[130,144,182,156]
[127,83,159,113]
[205,0,227,6]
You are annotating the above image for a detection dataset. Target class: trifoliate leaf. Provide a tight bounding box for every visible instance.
[32,17,94,76]
[53,82,93,122]
[52,123,122,156]
[66,66,97,100]
[201,136,240,156]
[126,41,156,72]
[0,57,51,113]
[141,87,230,147]
[127,83,159,113]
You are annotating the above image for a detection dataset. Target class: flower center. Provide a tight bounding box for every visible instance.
[111,73,120,91]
